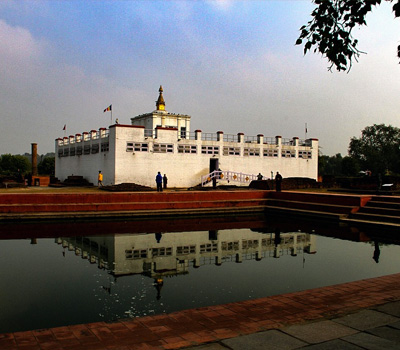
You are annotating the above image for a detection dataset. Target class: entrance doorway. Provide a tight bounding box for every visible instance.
[209,158,219,173]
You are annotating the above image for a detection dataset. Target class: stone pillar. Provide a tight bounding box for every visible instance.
[237,133,244,143]
[195,130,202,140]
[31,143,38,176]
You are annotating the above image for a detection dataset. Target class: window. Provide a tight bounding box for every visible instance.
[153,143,173,153]
[134,143,148,152]
[281,150,296,158]
[152,247,172,256]
[91,144,99,154]
[70,147,76,156]
[221,241,239,251]
[58,149,63,157]
[178,145,197,154]
[126,249,147,259]
[242,239,259,249]
[177,245,196,255]
[223,147,240,156]
[126,142,134,152]
[63,148,69,156]
[101,142,109,152]
[298,150,312,159]
[126,142,148,152]
[264,149,278,157]
[200,242,218,253]
[76,146,83,155]
[201,146,219,155]
[180,127,187,139]
[243,147,260,156]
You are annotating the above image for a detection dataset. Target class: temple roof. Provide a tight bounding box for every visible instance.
[156,85,165,111]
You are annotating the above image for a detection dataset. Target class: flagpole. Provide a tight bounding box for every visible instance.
[111,107,113,123]
[305,123,308,140]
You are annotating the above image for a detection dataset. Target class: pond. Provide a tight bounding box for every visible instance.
[0,214,399,334]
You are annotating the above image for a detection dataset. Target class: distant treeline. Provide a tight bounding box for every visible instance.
[0,153,55,177]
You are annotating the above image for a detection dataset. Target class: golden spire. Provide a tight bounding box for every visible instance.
[156,85,165,111]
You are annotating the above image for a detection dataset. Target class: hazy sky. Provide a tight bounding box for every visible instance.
[1,0,399,156]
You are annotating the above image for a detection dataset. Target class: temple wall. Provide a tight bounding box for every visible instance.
[55,125,318,188]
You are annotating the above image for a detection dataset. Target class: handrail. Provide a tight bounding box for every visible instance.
[201,170,267,187]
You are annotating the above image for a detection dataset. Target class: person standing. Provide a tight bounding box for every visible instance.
[98,171,103,187]
[275,172,282,192]
[156,171,163,192]
[163,174,168,189]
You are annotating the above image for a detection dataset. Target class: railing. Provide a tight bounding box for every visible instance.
[58,130,109,146]
[263,137,275,145]
[201,133,219,141]
[223,133,238,142]
[281,138,293,145]
[57,127,314,148]
[201,170,267,187]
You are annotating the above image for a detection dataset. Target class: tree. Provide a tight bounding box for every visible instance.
[0,154,31,176]
[341,156,360,176]
[318,153,344,176]
[38,156,55,176]
[296,0,400,71]
[348,124,400,174]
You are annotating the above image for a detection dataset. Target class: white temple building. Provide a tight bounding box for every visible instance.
[55,86,318,188]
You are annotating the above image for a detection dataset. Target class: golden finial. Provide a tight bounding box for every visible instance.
[156,85,165,111]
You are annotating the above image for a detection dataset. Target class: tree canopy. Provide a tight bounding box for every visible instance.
[0,154,30,176]
[38,156,55,176]
[348,124,400,174]
[297,0,400,71]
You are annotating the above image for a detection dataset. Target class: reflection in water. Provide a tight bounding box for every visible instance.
[56,229,316,283]
[1,215,400,334]
[373,241,381,263]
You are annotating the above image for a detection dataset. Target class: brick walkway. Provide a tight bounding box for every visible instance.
[1,273,400,350]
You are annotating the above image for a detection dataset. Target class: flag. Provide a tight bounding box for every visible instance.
[63,124,66,131]
[104,105,112,112]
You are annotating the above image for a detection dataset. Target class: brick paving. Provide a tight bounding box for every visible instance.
[1,273,400,349]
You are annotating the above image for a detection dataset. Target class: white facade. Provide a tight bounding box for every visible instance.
[58,229,316,277]
[55,88,318,188]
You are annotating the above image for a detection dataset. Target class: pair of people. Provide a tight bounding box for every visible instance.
[257,172,282,191]
[156,172,168,191]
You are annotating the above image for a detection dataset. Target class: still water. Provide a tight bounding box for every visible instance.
[0,214,399,333]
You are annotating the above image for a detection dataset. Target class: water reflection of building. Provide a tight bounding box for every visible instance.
[56,229,316,278]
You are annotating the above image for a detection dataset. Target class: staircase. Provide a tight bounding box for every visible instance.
[0,191,270,221]
[347,196,400,225]
[264,191,369,221]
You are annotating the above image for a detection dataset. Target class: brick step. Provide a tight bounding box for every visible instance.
[265,205,344,221]
[0,191,268,205]
[349,212,400,224]
[369,196,400,204]
[268,191,371,207]
[0,206,268,222]
[365,201,400,210]
[0,198,269,213]
[265,199,358,215]
[358,206,400,217]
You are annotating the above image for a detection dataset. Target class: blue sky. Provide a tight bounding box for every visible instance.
[1,0,399,156]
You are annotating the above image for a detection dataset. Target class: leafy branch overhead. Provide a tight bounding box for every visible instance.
[296,0,400,71]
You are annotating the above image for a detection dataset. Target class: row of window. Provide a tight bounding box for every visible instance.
[58,143,109,157]
[58,142,312,159]
[125,236,308,259]
[125,142,312,159]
